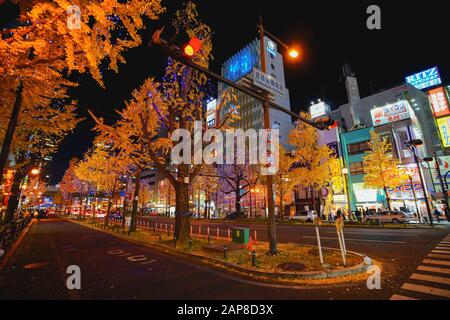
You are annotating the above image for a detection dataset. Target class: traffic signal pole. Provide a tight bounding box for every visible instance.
[435,155,450,222]
[151,27,333,255]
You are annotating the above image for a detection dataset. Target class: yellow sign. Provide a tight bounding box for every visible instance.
[437,116,450,148]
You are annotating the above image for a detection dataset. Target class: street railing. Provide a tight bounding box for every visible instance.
[0,215,32,257]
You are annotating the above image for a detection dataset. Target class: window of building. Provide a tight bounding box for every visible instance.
[271,63,275,70]
[349,161,365,175]
[347,140,371,155]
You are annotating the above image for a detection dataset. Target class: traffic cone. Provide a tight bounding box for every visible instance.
[247,238,253,251]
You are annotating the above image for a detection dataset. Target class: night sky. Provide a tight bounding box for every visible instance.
[1,1,448,184]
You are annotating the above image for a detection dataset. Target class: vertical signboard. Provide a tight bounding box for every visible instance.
[428,87,450,117]
[437,116,450,148]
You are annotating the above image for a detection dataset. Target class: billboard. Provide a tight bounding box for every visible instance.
[206,99,216,128]
[429,87,450,117]
[253,68,285,97]
[437,116,450,148]
[370,100,411,126]
[405,67,442,90]
[309,101,330,119]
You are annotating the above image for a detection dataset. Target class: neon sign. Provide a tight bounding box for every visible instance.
[405,67,442,90]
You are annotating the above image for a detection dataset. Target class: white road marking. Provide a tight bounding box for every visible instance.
[390,294,418,300]
[301,236,407,244]
[431,250,450,254]
[410,273,450,285]
[428,253,450,259]
[401,283,450,298]
[417,265,450,275]
[423,259,450,267]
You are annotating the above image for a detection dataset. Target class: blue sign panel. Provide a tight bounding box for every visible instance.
[222,40,260,82]
[405,67,442,90]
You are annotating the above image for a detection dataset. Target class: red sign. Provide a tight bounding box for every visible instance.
[429,87,450,117]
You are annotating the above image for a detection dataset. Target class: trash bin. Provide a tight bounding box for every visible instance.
[232,228,249,244]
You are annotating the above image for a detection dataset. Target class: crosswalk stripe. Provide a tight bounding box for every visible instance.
[436,247,450,250]
[431,250,450,254]
[423,259,450,266]
[417,265,450,275]
[440,242,450,245]
[428,253,450,259]
[410,273,450,285]
[390,294,418,300]
[401,283,450,298]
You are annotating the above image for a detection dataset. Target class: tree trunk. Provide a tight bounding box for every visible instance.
[3,169,24,223]
[235,197,242,218]
[280,196,284,221]
[383,186,392,211]
[174,182,191,242]
[0,81,23,182]
[129,170,141,232]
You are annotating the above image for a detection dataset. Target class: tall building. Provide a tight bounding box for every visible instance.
[218,36,293,147]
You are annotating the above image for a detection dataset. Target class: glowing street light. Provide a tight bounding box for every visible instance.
[288,48,300,59]
[30,168,40,175]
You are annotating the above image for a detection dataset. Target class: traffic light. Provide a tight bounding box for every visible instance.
[314,116,337,130]
[183,37,202,58]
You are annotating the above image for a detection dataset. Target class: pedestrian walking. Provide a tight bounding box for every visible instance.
[434,207,441,223]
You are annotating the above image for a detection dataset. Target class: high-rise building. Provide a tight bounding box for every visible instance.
[218,36,293,147]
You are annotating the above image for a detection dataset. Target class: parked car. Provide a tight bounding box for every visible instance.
[365,210,416,224]
[290,210,317,223]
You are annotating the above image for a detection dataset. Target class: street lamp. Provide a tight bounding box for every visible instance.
[30,168,40,175]
[405,140,433,225]
[341,167,352,218]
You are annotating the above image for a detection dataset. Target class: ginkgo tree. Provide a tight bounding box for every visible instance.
[0,0,164,222]
[363,131,408,210]
[191,164,220,219]
[60,157,88,214]
[92,2,238,241]
[289,113,334,213]
[272,145,299,220]
[75,144,129,225]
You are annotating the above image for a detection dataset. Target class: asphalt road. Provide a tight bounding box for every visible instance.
[138,216,450,296]
[0,216,449,300]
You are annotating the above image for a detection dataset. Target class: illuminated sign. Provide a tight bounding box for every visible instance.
[405,67,442,90]
[206,99,216,113]
[267,40,278,56]
[206,99,216,128]
[309,101,330,119]
[370,100,411,126]
[253,68,285,97]
[428,87,450,117]
[437,116,450,148]
[222,41,259,82]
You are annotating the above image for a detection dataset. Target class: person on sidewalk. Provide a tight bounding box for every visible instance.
[434,207,441,223]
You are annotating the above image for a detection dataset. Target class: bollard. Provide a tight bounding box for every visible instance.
[251,251,257,266]
[165,224,168,231]
[223,246,228,260]
[208,234,211,243]
[190,226,193,236]
[159,235,162,242]
[173,237,177,248]
[167,229,170,237]
[198,225,201,235]
[171,224,173,232]
[253,230,257,244]
[189,239,193,250]
[228,229,231,240]
[207,227,210,238]
[154,223,157,233]
[216,228,220,239]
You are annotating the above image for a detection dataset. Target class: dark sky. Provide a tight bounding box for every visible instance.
[2,1,449,183]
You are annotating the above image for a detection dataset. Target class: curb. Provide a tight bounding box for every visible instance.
[0,220,34,273]
[65,216,371,282]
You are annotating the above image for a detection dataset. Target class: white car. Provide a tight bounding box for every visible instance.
[365,211,415,224]
[290,210,317,222]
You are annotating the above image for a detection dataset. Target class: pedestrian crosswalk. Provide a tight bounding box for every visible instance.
[390,234,450,300]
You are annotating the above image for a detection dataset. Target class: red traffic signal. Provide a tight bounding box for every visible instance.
[314,116,337,130]
[183,37,202,58]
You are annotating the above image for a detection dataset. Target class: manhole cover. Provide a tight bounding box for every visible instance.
[24,262,50,269]
[278,262,306,271]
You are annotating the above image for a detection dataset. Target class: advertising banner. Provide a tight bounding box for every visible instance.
[428,87,450,117]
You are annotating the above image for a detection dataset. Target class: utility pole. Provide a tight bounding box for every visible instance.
[259,14,277,254]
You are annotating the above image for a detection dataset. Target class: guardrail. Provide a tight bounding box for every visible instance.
[0,215,32,257]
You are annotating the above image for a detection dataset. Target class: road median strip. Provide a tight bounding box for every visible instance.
[63,216,373,285]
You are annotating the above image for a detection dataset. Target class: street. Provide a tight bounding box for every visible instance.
[1,216,449,300]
